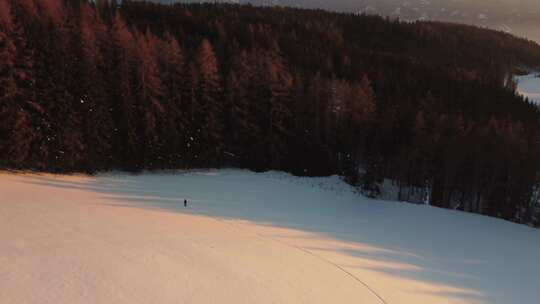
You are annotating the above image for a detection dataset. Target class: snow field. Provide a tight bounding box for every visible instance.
[1,169,539,304]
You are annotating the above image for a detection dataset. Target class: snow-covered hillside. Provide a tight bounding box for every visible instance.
[516,73,540,105]
[1,170,539,304]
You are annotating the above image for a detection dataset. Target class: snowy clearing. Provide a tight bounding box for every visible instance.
[516,73,540,104]
[1,170,539,304]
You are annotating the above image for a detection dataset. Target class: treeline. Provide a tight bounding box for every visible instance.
[1,0,540,225]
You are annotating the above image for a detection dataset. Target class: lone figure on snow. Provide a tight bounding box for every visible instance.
[184,199,187,207]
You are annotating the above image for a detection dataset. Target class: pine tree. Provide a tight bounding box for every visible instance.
[0,0,43,169]
[79,2,114,170]
[195,38,223,165]
[18,0,38,19]
[40,0,66,25]
[136,29,165,168]
[111,13,139,169]
[347,74,376,182]
[0,0,12,29]
[0,0,19,166]
[159,32,186,167]
[264,43,293,168]
[225,50,262,167]
[183,61,199,167]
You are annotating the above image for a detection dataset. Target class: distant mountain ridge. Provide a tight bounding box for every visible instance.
[149,0,540,43]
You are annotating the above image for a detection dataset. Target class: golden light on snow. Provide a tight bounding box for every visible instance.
[1,171,537,304]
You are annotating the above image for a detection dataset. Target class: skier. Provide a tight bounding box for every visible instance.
[184,199,187,207]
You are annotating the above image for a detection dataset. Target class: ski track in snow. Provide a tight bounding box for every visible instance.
[1,169,540,304]
[215,216,388,304]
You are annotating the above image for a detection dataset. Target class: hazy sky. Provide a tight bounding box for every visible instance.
[151,0,540,43]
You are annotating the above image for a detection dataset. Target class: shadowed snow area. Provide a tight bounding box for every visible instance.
[516,73,540,105]
[1,170,540,304]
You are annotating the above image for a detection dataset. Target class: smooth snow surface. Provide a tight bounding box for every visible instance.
[516,73,540,104]
[1,170,539,304]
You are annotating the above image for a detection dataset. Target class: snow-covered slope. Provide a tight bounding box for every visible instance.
[1,170,539,304]
[516,73,540,105]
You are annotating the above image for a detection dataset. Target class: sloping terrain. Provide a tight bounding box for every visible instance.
[164,0,540,43]
[1,170,540,304]
[517,73,540,104]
